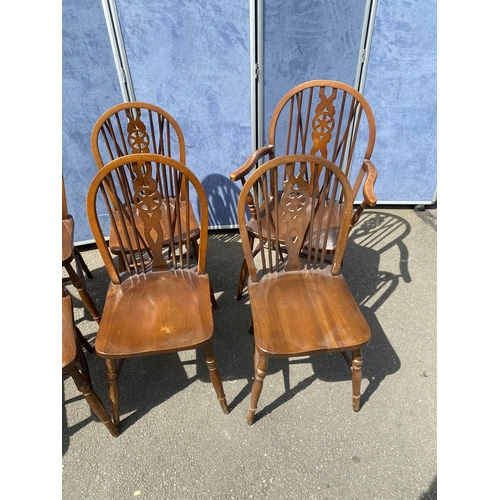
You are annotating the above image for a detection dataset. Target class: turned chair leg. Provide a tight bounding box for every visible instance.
[246,351,268,425]
[208,279,218,309]
[236,234,255,301]
[74,325,94,353]
[191,239,218,309]
[105,358,122,427]
[236,259,249,301]
[351,348,363,412]
[74,247,93,279]
[204,344,229,414]
[65,348,118,437]
[63,263,101,324]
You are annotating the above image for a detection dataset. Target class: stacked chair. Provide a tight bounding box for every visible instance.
[230,80,377,300]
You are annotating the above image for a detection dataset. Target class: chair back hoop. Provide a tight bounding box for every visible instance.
[268,80,376,185]
[91,102,188,200]
[87,153,208,285]
[237,154,354,282]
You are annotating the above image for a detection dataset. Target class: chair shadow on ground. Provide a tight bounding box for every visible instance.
[219,210,412,422]
[62,209,412,446]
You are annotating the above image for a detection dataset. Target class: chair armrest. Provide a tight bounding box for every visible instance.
[230,145,275,183]
[350,159,378,229]
[360,159,378,207]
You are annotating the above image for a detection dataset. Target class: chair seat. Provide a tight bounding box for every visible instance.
[62,218,74,264]
[248,270,370,357]
[95,270,213,358]
[108,199,200,254]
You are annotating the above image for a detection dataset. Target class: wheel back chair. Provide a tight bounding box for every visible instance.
[230,80,377,300]
[91,102,217,308]
[62,175,101,323]
[62,287,118,437]
[237,154,371,425]
[86,153,229,429]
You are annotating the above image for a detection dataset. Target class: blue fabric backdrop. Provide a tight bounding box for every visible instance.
[114,0,251,228]
[62,0,437,242]
[62,0,123,243]
[363,0,437,203]
[263,0,367,140]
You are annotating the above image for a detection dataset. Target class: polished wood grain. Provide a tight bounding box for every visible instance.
[231,80,378,300]
[237,155,371,425]
[63,292,118,437]
[91,102,217,308]
[87,153,229,429]
[62,175,101,323]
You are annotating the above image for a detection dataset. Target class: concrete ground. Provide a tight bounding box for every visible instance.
[62,205,437,499]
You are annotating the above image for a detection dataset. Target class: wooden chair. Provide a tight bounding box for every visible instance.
[237,154,371,425]
[86,153,229,428]
[91,101,217,308]
[62,175,101,323]
[63,289,118,437]
[230,80,377,300]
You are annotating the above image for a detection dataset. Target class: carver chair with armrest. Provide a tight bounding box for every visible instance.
[237,154,371,425]
[91,101,217,308]
[87,153,229,429]
[62,175,101,323]
[230,80,377,300]
[63,288,118,437]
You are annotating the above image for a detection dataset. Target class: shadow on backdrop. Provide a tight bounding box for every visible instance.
[201,174,240,228]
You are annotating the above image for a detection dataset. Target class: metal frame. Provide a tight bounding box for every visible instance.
[101,0,136,102]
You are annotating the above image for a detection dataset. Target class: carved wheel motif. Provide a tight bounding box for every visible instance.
[283,191,306,220]
[310,88,336,158]
[135,188,161,214]
[126,109,151,153]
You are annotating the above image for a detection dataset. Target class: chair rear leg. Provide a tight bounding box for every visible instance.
[351,348,363,412]
[246,351,268,425]
[236,234,255,301]
[204,343,229,414]
[74,247,93,279]
[208,279,218,309]
[190,239,218,309]
[236,259,249,301]
[75,325,94,353]
[64,263,101,324]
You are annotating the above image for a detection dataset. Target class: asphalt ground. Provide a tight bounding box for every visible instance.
[61,206,437,499]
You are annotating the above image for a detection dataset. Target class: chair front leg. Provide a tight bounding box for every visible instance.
[204,344,229,414]
[105,358,121,427]
[351,348,363,412]
[246,350,268,425]
[66,351,118,437]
